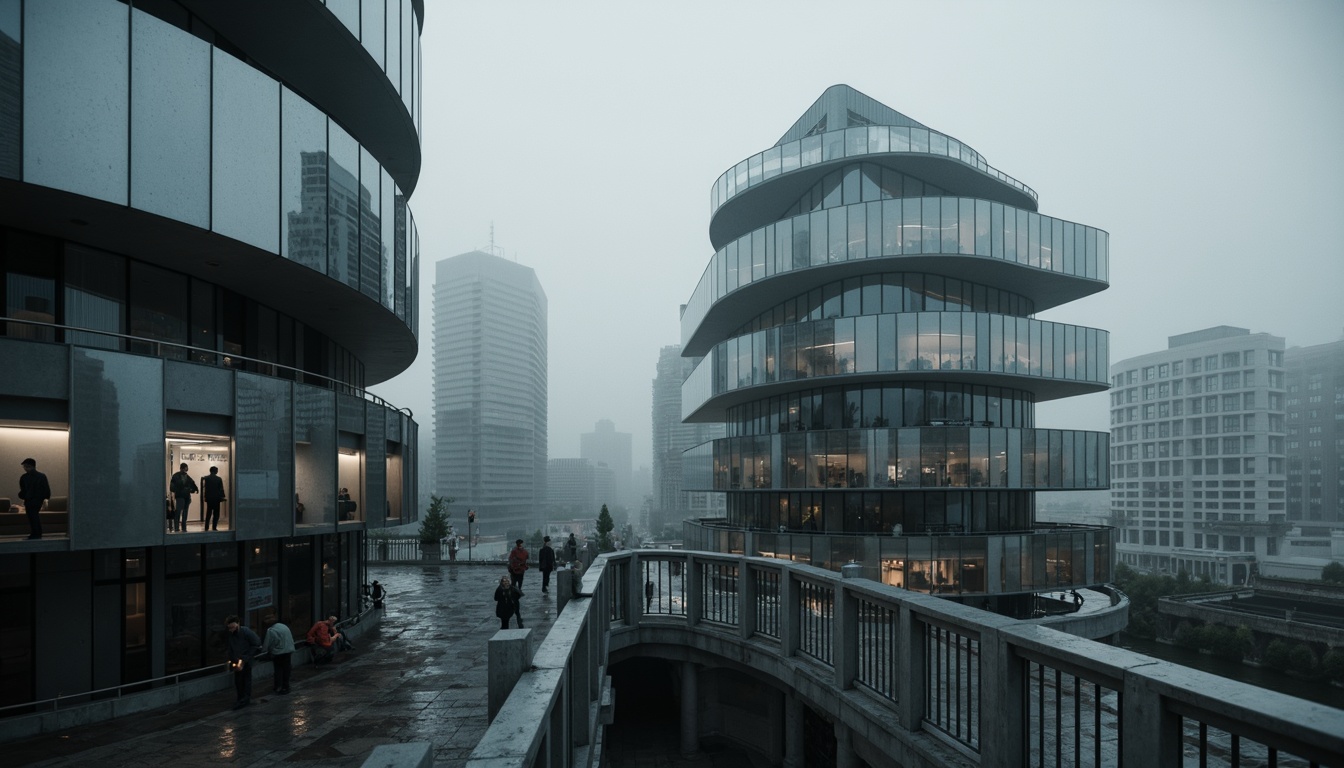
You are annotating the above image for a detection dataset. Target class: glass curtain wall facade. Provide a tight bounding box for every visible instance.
[0,0,424,710]
[680,86,1112,610]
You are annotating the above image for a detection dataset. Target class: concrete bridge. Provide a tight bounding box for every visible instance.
[474,550,1344,768]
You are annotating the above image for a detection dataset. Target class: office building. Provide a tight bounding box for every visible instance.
[580,419,632,510]
[1110,326,1288,585]
[679,85,1112,612]
[1286,338,1344,528]
[433,250,547,534]
[0,0,424,708]
[651,344,725,533]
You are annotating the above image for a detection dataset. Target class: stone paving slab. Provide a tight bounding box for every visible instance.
[7,564,558,767]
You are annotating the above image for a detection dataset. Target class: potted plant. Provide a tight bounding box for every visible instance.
[419,494,452,559]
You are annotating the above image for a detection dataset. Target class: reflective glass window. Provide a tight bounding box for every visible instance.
[362,0,385,70]
[382,171,396,309]
[25,0,129,204]
[359,148,382,300]
[281,88,328,270]
[326,0,359,37]
[130,10,209,227]
[212,49,279,253]
[127,261,187,358]
[0,0,18,179]
[922,197,940,252]
[64,244,125,350]
[327,123,360,289]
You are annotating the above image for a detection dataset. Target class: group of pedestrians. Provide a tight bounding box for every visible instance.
[493,533,582,630]
[222,614,354,710]
[167,463,227,532]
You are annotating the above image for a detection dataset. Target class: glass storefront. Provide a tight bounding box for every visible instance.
[690,520,1110,597]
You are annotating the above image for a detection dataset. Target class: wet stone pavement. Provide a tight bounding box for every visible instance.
[9,564,559,767]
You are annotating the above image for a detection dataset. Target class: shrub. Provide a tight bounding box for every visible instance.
[1322,561,1344,584]
[1264,639,1293,672]
[1287,644,1317,676]
[1320,649,1344,684]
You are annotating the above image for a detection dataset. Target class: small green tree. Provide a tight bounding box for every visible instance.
[419,494,452,544]
[595,504,615,553]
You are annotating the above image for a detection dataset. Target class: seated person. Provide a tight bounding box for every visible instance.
[305,615,351,662]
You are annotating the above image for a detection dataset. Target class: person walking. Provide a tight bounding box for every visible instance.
[260,617,295,695]
[17,458,51,540]
[224,615,262,709]
[538,536,556,593]
[493,575,523,629]
[200,465,226,531]
[169,463,198,532]
[507,539,529,592]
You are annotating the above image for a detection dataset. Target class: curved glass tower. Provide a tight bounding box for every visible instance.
[680,85,1113,611]
[0,0,423,708]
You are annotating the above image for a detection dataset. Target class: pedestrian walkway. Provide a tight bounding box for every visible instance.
[8,564,559,767]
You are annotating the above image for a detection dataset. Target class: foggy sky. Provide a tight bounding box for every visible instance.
[372,0,1344,473]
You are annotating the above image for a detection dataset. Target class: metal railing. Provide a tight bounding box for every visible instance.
[3,318,410,415]
[0,664,229,719]
[0,604,378,722]
[469,549,1344,768]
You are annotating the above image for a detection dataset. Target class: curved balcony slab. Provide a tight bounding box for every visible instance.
[0,181,417,382]
[684,197,1108,356]
[683,312,1109,421]
[710,125,1037,248]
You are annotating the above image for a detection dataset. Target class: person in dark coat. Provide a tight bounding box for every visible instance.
[538,536,556,593]
[371,580,386,610]
[224,615,262,709]
[563,532,579,563]
[494,575,523,629]
[169,463,197,532]
[18,458,51,540]
[200,466,226,531]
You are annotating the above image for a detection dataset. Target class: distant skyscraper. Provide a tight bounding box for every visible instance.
[651,345,724,532]
[433,251,547,534]
[1110,326,1288,585]
[580,419,632,509]
[1285,337,1344,528]
[547,458,614,515]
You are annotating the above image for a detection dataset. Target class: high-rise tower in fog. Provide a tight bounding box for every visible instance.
[651,345,725,533]
[580,419,632,510]
[433,251,547,534]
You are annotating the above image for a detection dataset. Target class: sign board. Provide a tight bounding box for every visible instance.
[246,577,273,611]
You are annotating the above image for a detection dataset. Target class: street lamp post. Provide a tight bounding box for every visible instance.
[468,509,476,562]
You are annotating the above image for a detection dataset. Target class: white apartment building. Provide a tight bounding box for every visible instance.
[1110,326,1288,585]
